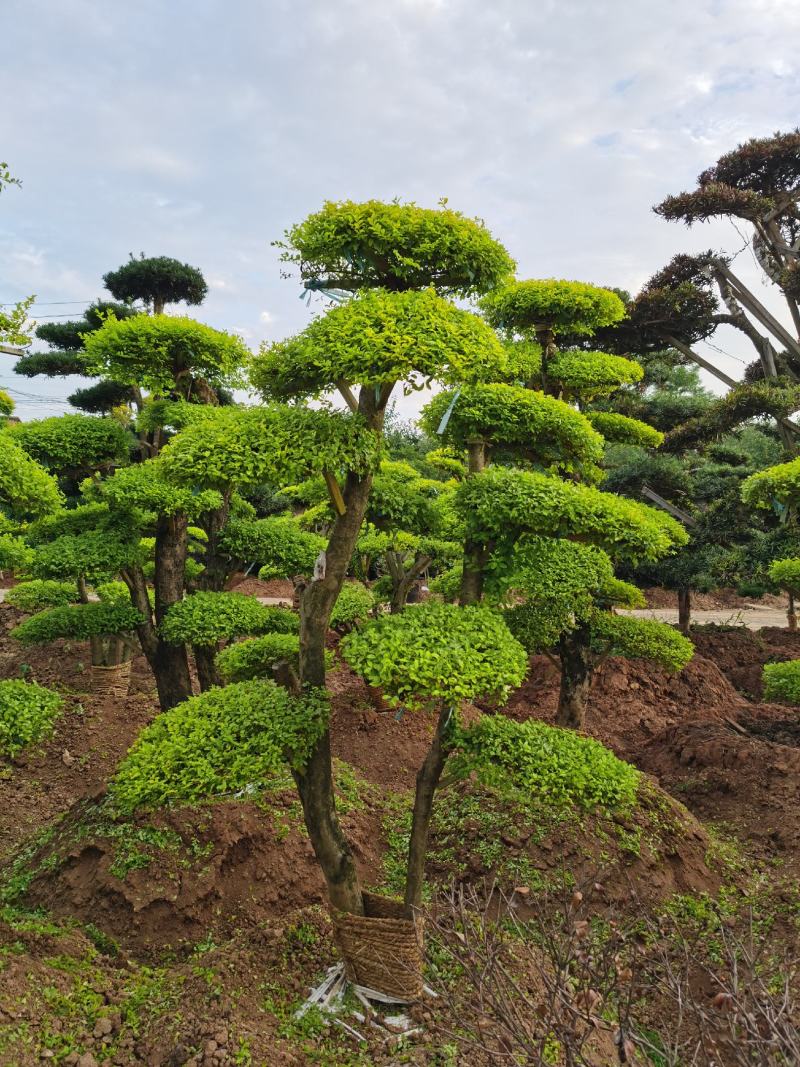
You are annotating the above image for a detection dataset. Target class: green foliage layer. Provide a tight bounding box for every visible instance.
[28,530,138,582]
[0,680,63,759]
[341,601,527,709]
[329,583,375,630]
[0,434,63,519]
[456,466,687,563]
[4,580,79,612]
[420,383,604,470]
[160,592,294,646]
[481,279,626,335]
[451,716,639,812]
[278,198,515,296]
[251,288,507,400]
[11,602,143,644]
[110,681,328,811]
[586,411,664,449]
[768,558,800,593]
[82,314,249,394]
[220,516,325,578]
[8,415,130,473]
[590,613,694,671]
[216,633,302,683]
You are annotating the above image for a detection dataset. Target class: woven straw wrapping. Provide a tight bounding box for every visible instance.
[332,891,425,1001]
[91,661,131,699]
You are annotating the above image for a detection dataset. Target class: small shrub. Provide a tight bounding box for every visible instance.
[110,680,328,811]
[0,680,63,758]
[763,659,800,704]
[452,716,640,813]
[329,582,375,630]
[5,580,78,612]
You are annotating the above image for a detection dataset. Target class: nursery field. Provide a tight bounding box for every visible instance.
[5,138,800,1064]
[2,592,800,1065]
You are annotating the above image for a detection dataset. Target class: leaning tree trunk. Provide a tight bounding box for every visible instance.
[405,703,454,909]
[788,591,797,632]
[294,387,388,916]
[556,622,593,730]
[677,587,691,635]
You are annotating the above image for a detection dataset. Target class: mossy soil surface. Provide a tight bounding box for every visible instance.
[2,598,800,1064]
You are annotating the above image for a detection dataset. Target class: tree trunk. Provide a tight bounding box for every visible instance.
[194,643,222,690]
[294,385,389,916]
[788,592,797,632]
[387,551,432,614]
[677,587,691,635]
[404,703,454,910]
[198,495,232,592]
[149,513,193,709]
[460,441,488,607]
[152,296,165,316]
[556,623,593,730]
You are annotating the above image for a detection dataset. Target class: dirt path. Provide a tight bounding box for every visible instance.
[621,606,791,630]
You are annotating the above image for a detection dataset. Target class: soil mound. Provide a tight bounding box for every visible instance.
[691,624,800,699]
[505,652,746,761]
[639,716,800,873]
[20,783,386,954]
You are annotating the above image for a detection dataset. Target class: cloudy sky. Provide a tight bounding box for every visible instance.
[2,0,800,419]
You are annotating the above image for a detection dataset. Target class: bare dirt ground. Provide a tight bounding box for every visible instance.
[3,593,800,1064]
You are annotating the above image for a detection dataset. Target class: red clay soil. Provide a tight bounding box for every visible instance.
[642,586,786,610]
[691,623,800,699]
[503,651,748,763]
[225,573,294,600]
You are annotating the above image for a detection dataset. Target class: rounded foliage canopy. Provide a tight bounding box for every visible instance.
[8,415,131,473]
[341,600,528,709]
[160,405,382,491]
[5,580,79,612]
[497,341,644,398]
[742,456,800,509]
[82,314,249,394]
[251,288,507,400]
[480,279,626,336]
[103,255,208,309]
[762,659,800,705]
[456,466,687,563]
[110,680,328,811]
[768,557,800,593]
[278,199,515,296]
[216,633,302,683]
[28,529,139,582]
[329,582,375,630]
[220,516,326,578]
[451,717,639,812]
[160,591,297,646]
[586,411,664,449]
[420,383,604,471]
[11,601,143,644]
[0,679,63,759]
[589,613,693,672]
[0,434,63,519]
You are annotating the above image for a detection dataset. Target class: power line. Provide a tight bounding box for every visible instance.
[0,299,96,308]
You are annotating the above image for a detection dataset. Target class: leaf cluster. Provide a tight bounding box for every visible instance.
[762,659,800,705]
[103,255,208,308]
[251,288,507,400]
[480,279,626,335]
[0,434,63,519]
[341,601,528,709]
[220,516,325,578]
[329,582,375,630]
[8,415,131,473]
[277,198,515,296]
[451,716,640,813]
[0,680,63,759]
[160,591,297,646]
[11,601,143,644]
[4,580,79,612]
[589,612,694,671]
[110,680,329,811]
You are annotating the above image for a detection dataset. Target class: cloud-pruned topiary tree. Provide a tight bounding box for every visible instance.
[103,254,208,316]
